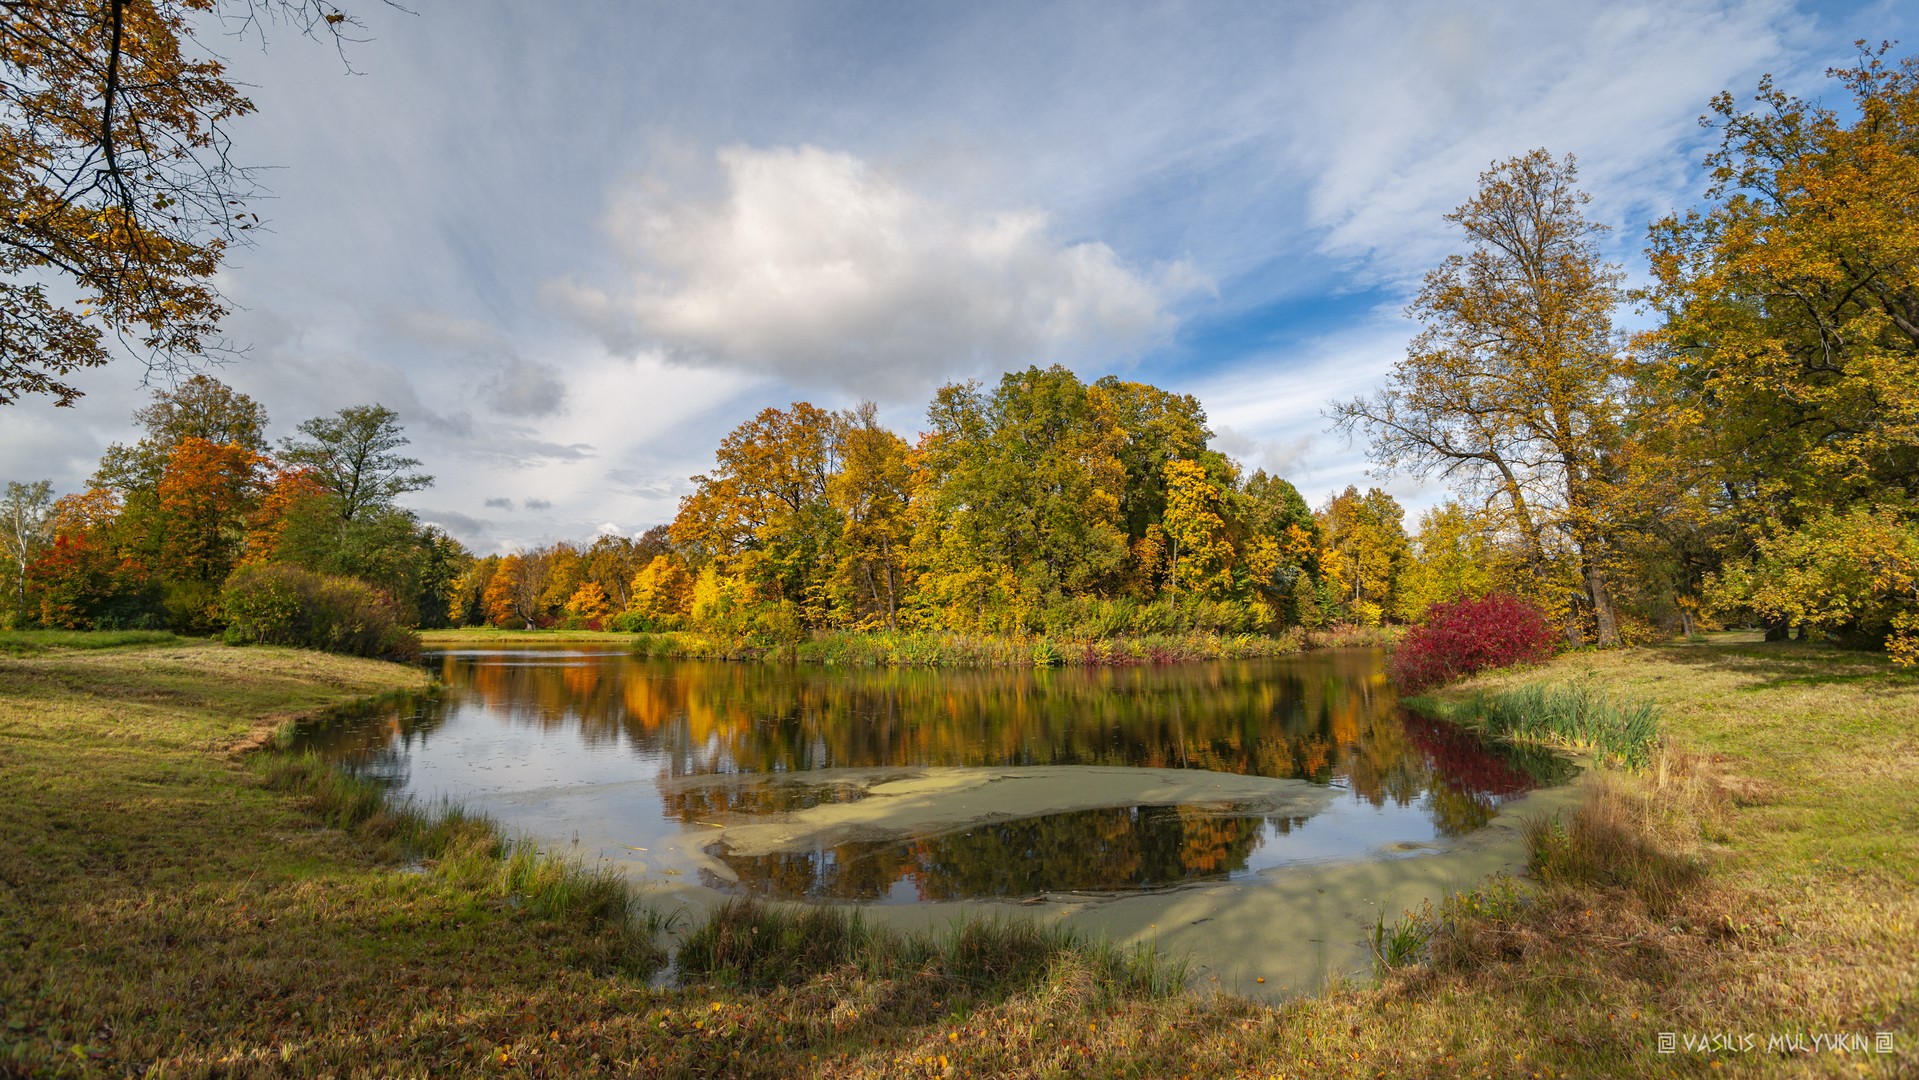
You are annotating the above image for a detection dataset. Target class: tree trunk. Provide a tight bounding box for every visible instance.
[1764,617,1791,642]
[1586,559,1620,647]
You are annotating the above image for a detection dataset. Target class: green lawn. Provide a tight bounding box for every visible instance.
[1,633,1912,1076]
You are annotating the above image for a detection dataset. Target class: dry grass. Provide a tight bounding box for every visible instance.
[1,633,1914,1076]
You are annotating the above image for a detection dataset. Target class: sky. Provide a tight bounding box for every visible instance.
[0,0,1911,553]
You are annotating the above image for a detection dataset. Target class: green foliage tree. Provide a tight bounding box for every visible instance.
[908,367,1130,631]
[278,404,432,525]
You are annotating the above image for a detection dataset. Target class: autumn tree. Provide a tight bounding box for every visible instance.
[672,402,841,623]
[0,2,395,406]
[1332,150,1628,644]
[583,534,641,611]
[827,403,912,628]
[1161,459,1236,601]
[241,466,330,565]
[629,554,692,624]
[154,436,263,586]
[1639,46,1919,652]
[483,553,527,628]
[27,488,152,627]
[91,375,270,495]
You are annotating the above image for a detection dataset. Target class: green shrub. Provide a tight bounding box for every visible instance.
[222,563,420,659]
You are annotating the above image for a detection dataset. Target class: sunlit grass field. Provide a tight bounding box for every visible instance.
[1,632,1912,1076]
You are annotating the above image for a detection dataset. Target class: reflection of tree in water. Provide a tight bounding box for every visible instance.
[1398,709,1577,836]
[292,649,1563,845]
[707,805,1294,900]
[663,778,875,821]
[287,692,451,792]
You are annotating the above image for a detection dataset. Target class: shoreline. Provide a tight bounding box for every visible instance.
[416,624,1400,667]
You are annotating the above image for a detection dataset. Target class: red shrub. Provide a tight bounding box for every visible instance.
[1390,593,1558,691]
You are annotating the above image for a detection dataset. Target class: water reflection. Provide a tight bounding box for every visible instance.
[710,805,1306,902]
[293,647,1572,900]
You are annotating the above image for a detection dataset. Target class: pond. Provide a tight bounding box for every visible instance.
[294,646,1573,907]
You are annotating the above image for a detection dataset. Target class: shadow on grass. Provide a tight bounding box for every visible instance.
[678,898,1188,1014]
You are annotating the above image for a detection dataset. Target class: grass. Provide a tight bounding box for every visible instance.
[2,629,1915,1075]
[678,900,1188,1003]
[0,628,180,654]
[1405,679,1666,768]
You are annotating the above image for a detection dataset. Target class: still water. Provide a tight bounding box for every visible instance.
[294,646,1571,904]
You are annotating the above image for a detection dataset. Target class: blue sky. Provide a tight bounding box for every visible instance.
[1,0,1911,551]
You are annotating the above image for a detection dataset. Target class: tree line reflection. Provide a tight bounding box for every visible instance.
[708,805,1305,901]
[294,648,1569,898]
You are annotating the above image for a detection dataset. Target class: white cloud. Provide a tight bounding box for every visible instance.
[1277,1,1803,286]
[1192,315,1437,511]
[546,145,1204,398]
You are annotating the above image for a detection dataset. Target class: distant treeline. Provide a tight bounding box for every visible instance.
[0,378,457,654]
[454,369,1473,642]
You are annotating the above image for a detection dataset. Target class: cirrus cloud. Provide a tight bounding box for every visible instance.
[545,144,1207,397]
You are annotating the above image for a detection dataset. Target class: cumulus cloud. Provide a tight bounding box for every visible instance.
[546,145,1205,397]
[523,497,553,511]
[483,496,514,510]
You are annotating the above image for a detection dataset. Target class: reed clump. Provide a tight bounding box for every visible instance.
[1407,681,1663,768]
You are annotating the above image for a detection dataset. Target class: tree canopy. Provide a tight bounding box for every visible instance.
[0,1,392,407]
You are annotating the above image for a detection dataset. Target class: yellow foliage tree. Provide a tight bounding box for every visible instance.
[629,555,692,622]
[564,581,612,622]
[1162,459,1236,601]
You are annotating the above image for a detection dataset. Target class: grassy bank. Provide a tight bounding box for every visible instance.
[420,625,1318,666]
[0,628,181,655]
[3,633,1913,1075]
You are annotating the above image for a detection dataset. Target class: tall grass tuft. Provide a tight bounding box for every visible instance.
[1371,909,1433,977]
[1523,773,1706,917]
[1408,682,1663,768]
